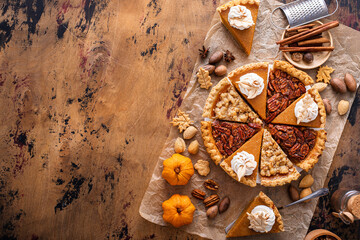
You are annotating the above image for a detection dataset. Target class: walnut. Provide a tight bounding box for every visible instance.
[194,160,210,176]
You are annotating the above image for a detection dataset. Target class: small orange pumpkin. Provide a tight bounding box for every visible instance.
[162,153,194,185]
[162,194,196,228]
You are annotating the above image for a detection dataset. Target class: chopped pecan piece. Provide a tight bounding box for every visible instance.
[191,189,206,200]
[203,194,220,208]
[204,179,219,191]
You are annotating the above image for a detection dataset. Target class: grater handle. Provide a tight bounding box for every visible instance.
[327,0,339,16]
[270,6,288,29]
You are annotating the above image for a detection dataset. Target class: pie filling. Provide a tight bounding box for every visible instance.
[212,120,261,157]
[266,69,306,123]
[268,124,317,162]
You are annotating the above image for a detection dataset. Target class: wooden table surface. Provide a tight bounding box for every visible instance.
[0,0,359,239]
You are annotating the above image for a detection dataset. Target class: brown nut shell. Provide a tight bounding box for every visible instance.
[289,185,300,202]
[300,188,312,203]
[183,126,198,140]
[188,140,199,154]
[344,73,357,92]
[209,51,223,64]
[202,64,216,75]
[219,196,230,214]
[203,194,220,208]
[323,98,332,115]
[206,205,218,219]
[299,175,314,188]
[338,100,349,116]
[191,189,206,200]
[330,78,347,93]
[214,65,227,76]
[174,137,186,153]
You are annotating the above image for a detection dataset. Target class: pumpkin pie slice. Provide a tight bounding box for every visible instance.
[272,88,326,128]
[268,124,327,172]
[228,62,269,119]
[226,191,284,237]
[266,60,314,123]
[201,120,261,165]
[217,0,260,55]
[260,129,300,187]
[202,78,262,124]
[220,128,263,187]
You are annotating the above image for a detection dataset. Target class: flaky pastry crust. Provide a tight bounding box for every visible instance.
[257,192,284,232]
[308,88,326,128]
[202,78,231,118]
[273,60,314,85]
[227,62,269,79]
[200,121,223,165]
[220,160,257,187]
[217,0,260,12]
[294,130,327,171]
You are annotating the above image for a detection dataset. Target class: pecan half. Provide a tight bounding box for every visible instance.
[204,179,219,191]
[191,189,206,200]
[203,194,220,208]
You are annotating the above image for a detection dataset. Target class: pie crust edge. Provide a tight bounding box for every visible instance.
[273,60,314,86]
[220,160,257,187]
[216,0,260,12]
[202,78,230,119]
[200,121,223,165]
[228,62,269,79]
[258,191,285,232]
[309,88,327,128]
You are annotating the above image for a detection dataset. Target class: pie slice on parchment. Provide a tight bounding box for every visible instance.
[271,88,326,128]
[228,62,269,120]
[226,191,284,238]
[220,128,263,187]
[260,129,300,187]
[217,0,260,55]
[202,78,262,124]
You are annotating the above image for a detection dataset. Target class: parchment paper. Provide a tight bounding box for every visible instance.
[139,0,360,239]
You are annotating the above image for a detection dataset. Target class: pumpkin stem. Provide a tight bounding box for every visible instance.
[177,208,182,213]
[174,167,180,174]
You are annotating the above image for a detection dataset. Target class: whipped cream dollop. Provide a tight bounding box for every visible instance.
[247,205,276,233]
[237,73,264,99]
[228,5,254,30]
[230,151,257,181]
[294,93,318,124]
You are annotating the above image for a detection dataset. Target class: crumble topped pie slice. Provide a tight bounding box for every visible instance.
[266,60,314,123]
[201,120,261,165]
[268,124,327,172]
[260,129,300,187]
[220,128,263,187]
[226,191,284,238]
[203,78,262,124]
[228,62,269,120]
[272,88,326,128]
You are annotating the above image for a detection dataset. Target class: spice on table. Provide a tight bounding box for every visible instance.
[224,50,235,62]
[199,45,209,58]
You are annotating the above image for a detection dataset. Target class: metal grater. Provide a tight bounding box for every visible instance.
[271,0,338,29]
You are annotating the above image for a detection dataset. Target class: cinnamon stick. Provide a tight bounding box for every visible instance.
[277,21,339,45]
[286,23,316,32]
[298,37,330,46]
[297,28,311,33]
[279,46,334,52]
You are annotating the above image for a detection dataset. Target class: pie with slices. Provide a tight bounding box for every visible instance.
[226,191,284,237]
[217,0,260,55]
[260,129,300,186]
[228,62,269,119]
[272,88,326,128]
[220,128,263,187]
[202,78,262,124]
[200,60,327,187]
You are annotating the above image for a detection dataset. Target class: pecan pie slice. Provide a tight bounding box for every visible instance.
[271,88,326,128]
[201,120,261,165]
[260,129,300,187]
[266,61,314,123]
[203,78,262,124]
[268,124,327,172]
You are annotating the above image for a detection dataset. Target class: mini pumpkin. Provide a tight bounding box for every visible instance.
[162,153,194,185]
[162,194,196,228]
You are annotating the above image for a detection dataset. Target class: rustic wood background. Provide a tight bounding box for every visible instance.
[0,0,358,239]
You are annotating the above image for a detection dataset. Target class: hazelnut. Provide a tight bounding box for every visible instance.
[291,52,302,62]
[303,53,314,63]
